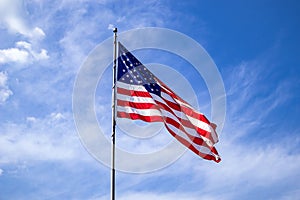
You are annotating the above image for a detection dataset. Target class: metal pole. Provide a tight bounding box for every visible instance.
[111,27,117,200]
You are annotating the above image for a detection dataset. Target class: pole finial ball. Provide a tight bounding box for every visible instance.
[113,28,118,33]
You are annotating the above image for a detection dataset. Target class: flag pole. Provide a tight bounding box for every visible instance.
[111,27,117,200]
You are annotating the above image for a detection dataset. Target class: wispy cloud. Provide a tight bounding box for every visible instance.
[192,140,300,199]
[0,71,13,104]
[223,52,294,142]
[0,112,85,164]
[0,0,45,40]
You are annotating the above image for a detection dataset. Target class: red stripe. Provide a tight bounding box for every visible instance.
[117,87,151,97]
[161,88,210,124]
[118,87,208,124]
[117,111,163,122]
[164,117,211,149]
[159,93,216,143]
[155,100,213,141]
[180,105,210,124]
[118,90,216,144]
[160,83,187,104]
[116,81,221,162]
[117,99,159,110]
[160,96,182,111]
[164,124,220,162]
[117,101,210,148]
[154,100,194,128]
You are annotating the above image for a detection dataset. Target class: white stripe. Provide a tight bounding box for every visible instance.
[117,82,147,92]
[173,98,194,111]
[149,95,190,122]
[160,85,214,132]
[117,83,217,144]
[182,126,214,147]
[159,83,193,108]
[166,123,215,156]
[142,93,216,143]
[117,93,156,104]
[160,90,177,104]
[120,92,188,122]
[160,91,211,128]
[209,127,219,143]
[117,106,162,116]
[160,92,213,133]
[153,94,193,121]
[160,108,214,147]
[159,108,181,124]
[157,108,214,147]
[185,115,211,132]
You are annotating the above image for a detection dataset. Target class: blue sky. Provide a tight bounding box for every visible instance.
[0,0,300,199]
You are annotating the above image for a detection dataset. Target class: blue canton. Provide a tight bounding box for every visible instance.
[117,42,161,96]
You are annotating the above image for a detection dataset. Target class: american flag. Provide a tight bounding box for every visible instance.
[116,42,221,162]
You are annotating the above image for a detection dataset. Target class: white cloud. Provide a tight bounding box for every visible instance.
[0,168,3,176]
[0,112,87,164]
[16,41,49,60]
[26,117,37,122]
[107,23,115,30]
[0,0,45,40]
[0,71,13,104]
[50,112,65,121]
[0,47,29,64]
[0,0,48,66]
[32,27,46,39]
[0,41,49,64]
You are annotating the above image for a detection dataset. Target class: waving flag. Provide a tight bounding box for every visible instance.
[116,42,221,162]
